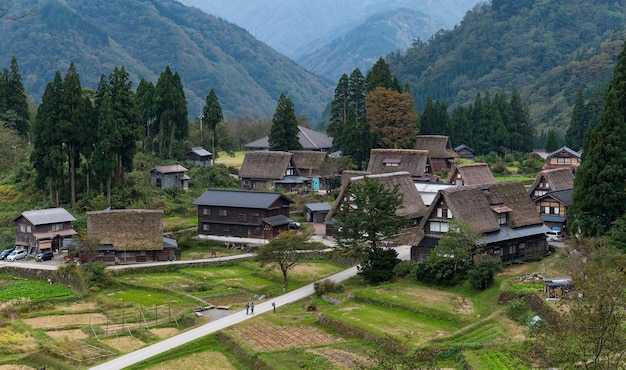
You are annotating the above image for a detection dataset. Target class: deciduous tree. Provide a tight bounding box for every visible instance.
[366,87,418,149]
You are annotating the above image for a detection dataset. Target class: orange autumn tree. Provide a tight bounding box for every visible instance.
[366,87,418,149]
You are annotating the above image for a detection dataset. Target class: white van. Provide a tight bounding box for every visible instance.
[545,230,563,242]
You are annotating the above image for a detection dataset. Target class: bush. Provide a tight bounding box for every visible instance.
[314,279,345,296]
[506,297,535,325]
[393,260,417,276]
[467,256,502,289]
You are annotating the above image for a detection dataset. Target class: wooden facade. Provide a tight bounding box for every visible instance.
[193,189,293,241]
[150,165,190,190]
[542,146,580,172]
[14,208,77,256]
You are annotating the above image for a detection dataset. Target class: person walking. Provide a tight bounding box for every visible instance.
[245,302,249,315]
[250,302,254,315]
[272,302,276,313]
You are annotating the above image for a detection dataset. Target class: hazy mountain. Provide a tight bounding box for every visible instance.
[180,0,481,79]
[0,0,333,120]
[387,0,626,132]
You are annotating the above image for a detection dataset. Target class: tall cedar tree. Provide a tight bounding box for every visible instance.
[59,62,88,207]
[544,129,559,152]
[366,87,418,149]
[0,57,30,136]
[269,93,302,151]
[203,89,223,165]
[570,42,626,237]
[32,71,65,203]
[366,57,401,92]
[334,176,406,255]
[136,78,157,152]
[327,73,349,154]
[565,87,587,151]
[348,69,369,167]
[92,88,118,207]
[154,66,188,158]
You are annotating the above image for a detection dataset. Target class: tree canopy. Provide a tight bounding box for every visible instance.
[268,93,302,151]
[366,87,418,149]
[202,89,223,165]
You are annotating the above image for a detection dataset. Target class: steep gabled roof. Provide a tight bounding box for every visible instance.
[243,126,333,150]
[429,181,543,234]
[290,150,327,177]
[239,151,293,179]
[151,164,188,174]
[546,146,581,159]
[340,170,371,185]
[528,168,575,195]
[535,189,573,206]
[414,135,457,159]
[327,171,427,220]
[445,163,496,185]
[185,147,212,156]
[367,149,431,177]
[193,189,293,209]
[16,208,76,225]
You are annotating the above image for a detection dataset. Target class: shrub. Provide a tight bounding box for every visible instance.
[506,297,535,325]
[304,299,317,311]
[314,279,345,296]
[393,260,417,276]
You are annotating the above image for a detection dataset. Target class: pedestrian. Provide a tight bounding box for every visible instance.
[272,301,276,313]
[250,302,254,315]
[245,302,249,315]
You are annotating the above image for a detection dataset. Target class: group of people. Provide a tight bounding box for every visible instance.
[245,302,254,315]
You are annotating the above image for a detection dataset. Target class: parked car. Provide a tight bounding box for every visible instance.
[289,221,301,229]
[7,249,27,261]
[545,230,563,242]
[35,250,54,262]
[0,247,15,260]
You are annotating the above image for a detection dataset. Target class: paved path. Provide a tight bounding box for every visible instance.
[90,245,410,370]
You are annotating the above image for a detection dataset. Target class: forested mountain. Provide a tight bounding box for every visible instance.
[387,0,626,133]
[0,0,333,120]
[181,0,481,81]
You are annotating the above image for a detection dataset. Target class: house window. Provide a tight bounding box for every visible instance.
[202,224,209,231]
[557,157,572,164]
[496,212,507,225]
[286,168,295,176]
[52,223,63,232]
[436,207,452,219]
[238,214,248,222]
[19,225,26,232]
[429,221,449,232]
[219,209,227,216]
[202,208,210,216]
[383,158,400,167]
[534,190,547,197]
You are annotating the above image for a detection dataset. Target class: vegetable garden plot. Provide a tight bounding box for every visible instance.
[229,321,342,352]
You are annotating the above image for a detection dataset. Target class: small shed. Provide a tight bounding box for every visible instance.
[305,202,332,223]
[454,144,474,159]
[185,147,212,166]
[544,277,572,299]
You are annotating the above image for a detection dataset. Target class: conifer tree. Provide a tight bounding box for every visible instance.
[154,66,188,158]
[269,93,301,151]
[366,57,401,92]
[565,87,587,151]
[136,78,156,152]
[544,128,559,153]
[570,42,626,237]
[203,89,223,165]
[1,57,30,136]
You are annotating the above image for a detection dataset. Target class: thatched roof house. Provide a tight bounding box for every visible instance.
[367,149,436,182]
[413,181,550,263]
[327,171,427,222]
[290,150,328,178]
[243,126,333,151]
[414,135,457,172]
[87,210,164,251]
[239,151,299,190]
[340,170,370,185]
[528,168,575,200]
[446,163,496,186]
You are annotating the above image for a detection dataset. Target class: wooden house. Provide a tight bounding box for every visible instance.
[239,151,307,191]
[86,209,175,264]
[305,202,332,223]
[528,168,574,200]
[14,208,77,256]
[534,189,572,236]
[289,150,349,190]
[454,144,474,159]
[193,189,294,242]
[366,149,436,182]
[185,147,212,166]
[150,165,189,190]
[412,181,550,263]
[325,171,427,238]
[243,126,333,152]
[445,163,496,186]
[542,146,581,172]
[414,135,457,172]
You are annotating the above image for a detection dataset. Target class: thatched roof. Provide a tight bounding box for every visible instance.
[327,171,427,221]
[414,135,457,159]
[367,149,432,177]
[290,150,328,177]
[430,181,543,234]
[528,168,574,195]
[446,163,496,185]
[86,209,164,251]
[239,151,293,179]
[340,170,371,185]
[243,126,333,151]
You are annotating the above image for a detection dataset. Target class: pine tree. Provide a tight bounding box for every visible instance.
[202,89,223,165]
[569,42,626,237]
[269,93,301,151]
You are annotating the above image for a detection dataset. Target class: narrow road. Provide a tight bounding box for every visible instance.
[90,245,410,370]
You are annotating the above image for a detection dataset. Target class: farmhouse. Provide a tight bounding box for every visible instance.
[243,126,333,152]
[366,149,436,182]
[445,163,496,186]
[239,151,302,191]
[185,146,212,166]
[150,164,190,190]
[14,208,77,256]
[414,135,457,172]
[412,181,550,263]
[542,146,580,172]
[528,168,574,200]
[86,209,176,264]
[193,189,294,243]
